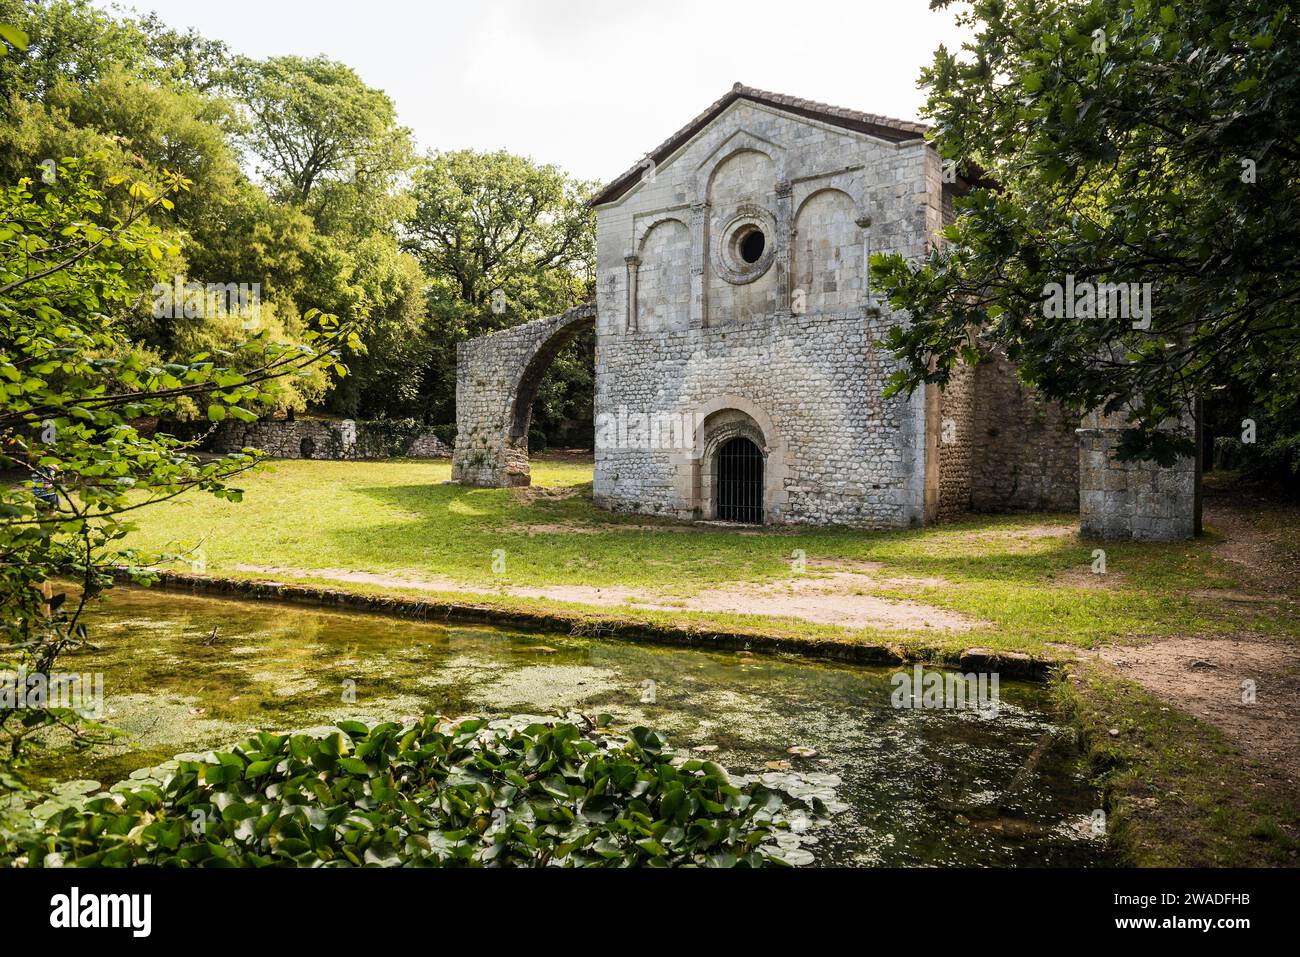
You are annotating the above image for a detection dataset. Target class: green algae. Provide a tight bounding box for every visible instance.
[25,587,1108,866]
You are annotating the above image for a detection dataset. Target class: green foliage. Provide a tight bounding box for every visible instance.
[0,0,228,98]
[2,3,598,436]
[0,3,427,423]
[0,716,824,867]
[873,0,1300,464]
[0,159,355,764]
[228,54,413,210]
[219,55,428,420]
[0,20,27,57]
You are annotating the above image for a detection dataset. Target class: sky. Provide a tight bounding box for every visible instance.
[96,0,974,184]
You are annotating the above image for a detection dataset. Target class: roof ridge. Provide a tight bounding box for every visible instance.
[733,83,930,137]
[588,83,931,207]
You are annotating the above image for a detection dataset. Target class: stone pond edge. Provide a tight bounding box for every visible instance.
[110,568,1053,680]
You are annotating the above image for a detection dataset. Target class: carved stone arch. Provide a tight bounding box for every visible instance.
[677,394,790,523]
[633,216,691,332]
[792,182,866,225]
[452,303,595,488]
[694,129,788,200]
[633,213,690,253]
[792,185,869,316]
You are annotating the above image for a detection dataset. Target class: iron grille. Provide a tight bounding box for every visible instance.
[716,437,763,524]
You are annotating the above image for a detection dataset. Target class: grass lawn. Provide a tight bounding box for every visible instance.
[120,456,1298,658]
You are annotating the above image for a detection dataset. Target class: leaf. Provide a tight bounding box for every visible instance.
[0,24,29,50]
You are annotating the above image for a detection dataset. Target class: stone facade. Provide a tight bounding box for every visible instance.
[1078,408,1199,541]
[198,418,451,460]
[587,87,943,526]
[451,84,1193,539]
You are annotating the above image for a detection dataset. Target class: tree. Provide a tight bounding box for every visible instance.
[0,160,356,768]
[872,0,1300,466]
[0,0,228,101]
[403,150,595,437]
[229,55,413,209]
[0,4,424,423]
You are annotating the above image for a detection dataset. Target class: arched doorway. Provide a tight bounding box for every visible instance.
[715,436,764,523]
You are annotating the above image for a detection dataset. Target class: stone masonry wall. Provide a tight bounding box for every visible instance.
[593,311,926,526]
[197,418,451,460]
[937,363,977,520]
[969,354,1079,512]
[1078,408,1197,541]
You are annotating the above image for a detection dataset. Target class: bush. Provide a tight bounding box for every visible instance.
[1213,436,1246,471]
[527,429,547,453]
[431,423,457,447]
[0,716,830,867]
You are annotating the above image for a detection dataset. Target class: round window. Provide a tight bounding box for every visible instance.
[712,207,777,285]
[737,228,765,264]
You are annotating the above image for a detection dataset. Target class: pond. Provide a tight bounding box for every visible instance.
[47,588,1106,866]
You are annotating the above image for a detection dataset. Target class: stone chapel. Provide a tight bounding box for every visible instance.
[452,84,1197,540]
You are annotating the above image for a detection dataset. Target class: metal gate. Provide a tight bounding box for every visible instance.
[716,437,763,523]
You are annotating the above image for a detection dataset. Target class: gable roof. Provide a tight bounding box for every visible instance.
[588,82,932,207]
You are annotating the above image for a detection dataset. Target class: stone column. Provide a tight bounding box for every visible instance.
[623,253,640,333]
[856,215,875,314]
[689,201,709,328]
[775,180,793,314]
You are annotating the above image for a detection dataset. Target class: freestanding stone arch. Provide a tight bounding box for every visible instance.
[452,303,596,487]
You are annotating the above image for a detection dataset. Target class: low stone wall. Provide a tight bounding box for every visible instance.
[176,418,452,460]
[1078,409,1197,541]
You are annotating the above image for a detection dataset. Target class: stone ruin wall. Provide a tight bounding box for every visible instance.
[935,355,1081,520]
[970,355,1080,513]
[192,418,452,460]
[451,305,596,487]
[936,363,977,522]
[1079,407,1199,541]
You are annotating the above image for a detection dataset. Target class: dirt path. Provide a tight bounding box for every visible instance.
[1092,496,1300,783]
[230,564,981,632]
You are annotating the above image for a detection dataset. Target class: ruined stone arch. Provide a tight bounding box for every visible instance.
[451,303,596,487]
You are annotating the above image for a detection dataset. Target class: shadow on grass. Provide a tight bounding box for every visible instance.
[326,483,1233,600]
